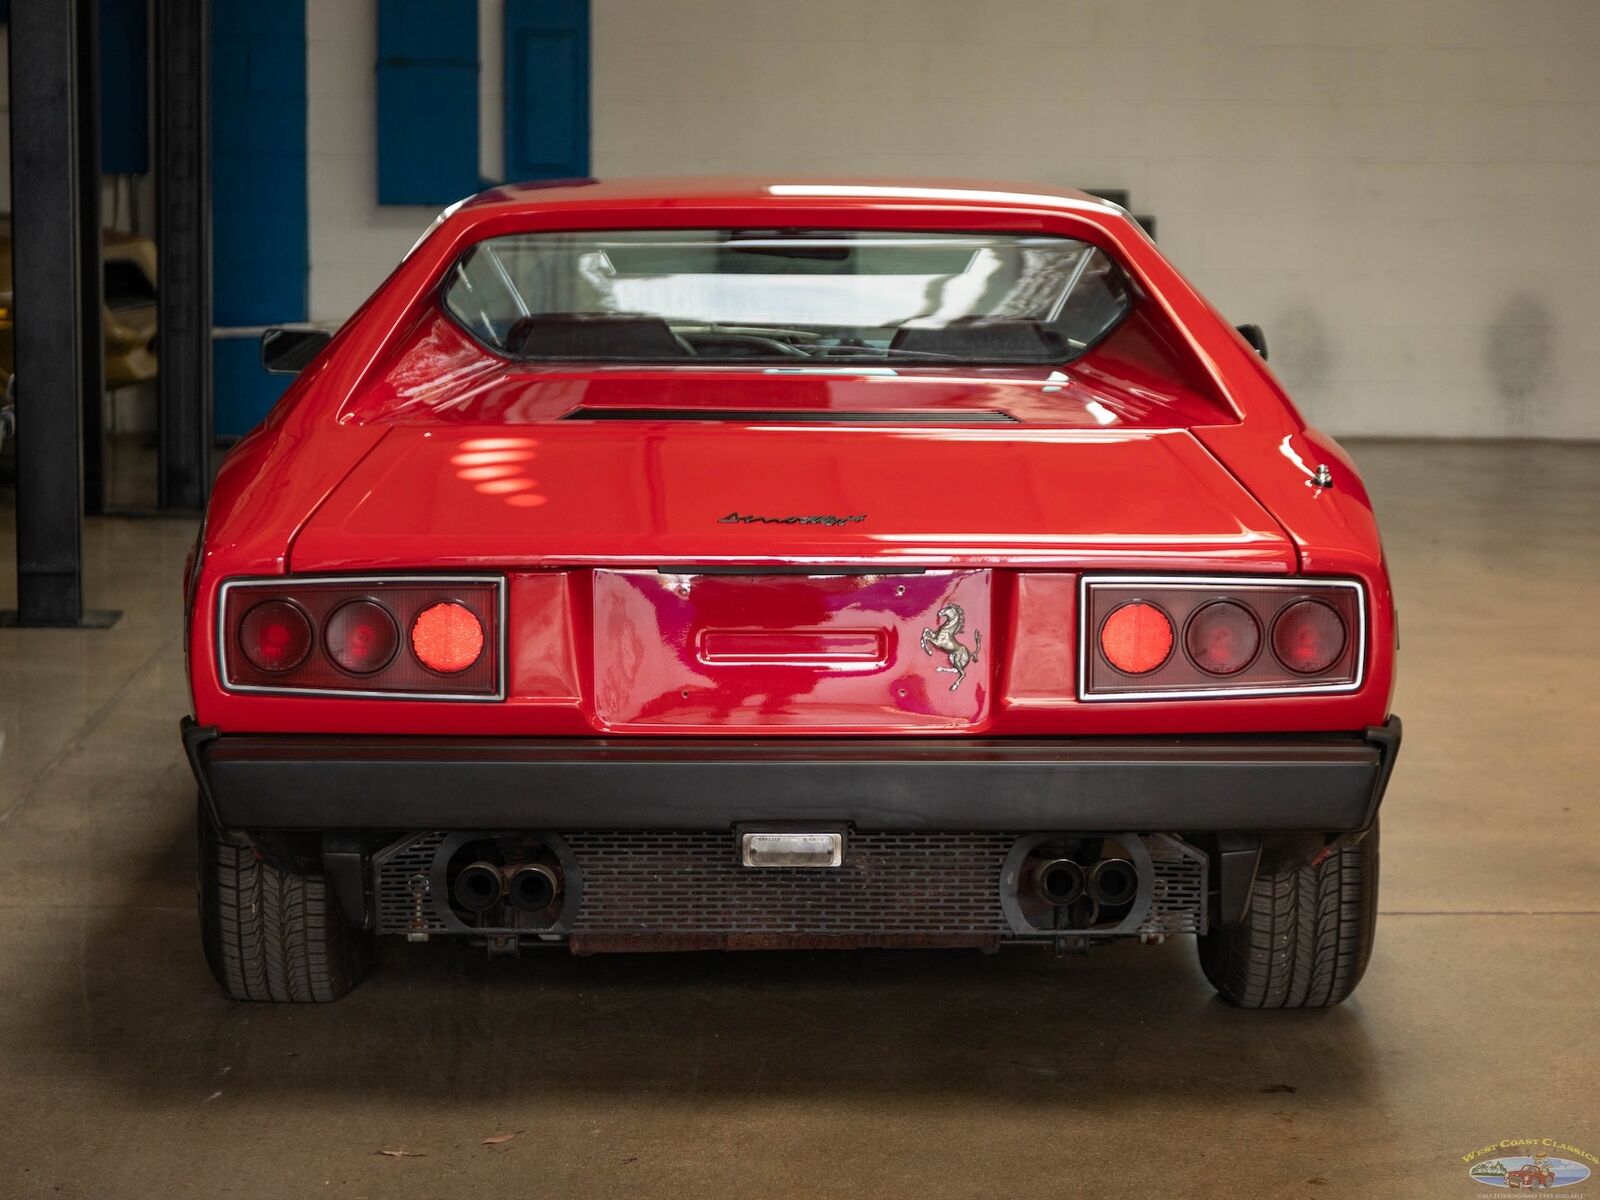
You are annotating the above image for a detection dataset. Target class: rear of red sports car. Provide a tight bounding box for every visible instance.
[182,179,1399,1006]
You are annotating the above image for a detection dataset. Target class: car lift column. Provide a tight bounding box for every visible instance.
[77,0,106,516]
[5,2,87,625]
[155,0,213,512]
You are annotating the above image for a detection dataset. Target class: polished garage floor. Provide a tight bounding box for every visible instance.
[1,441,1596,1199]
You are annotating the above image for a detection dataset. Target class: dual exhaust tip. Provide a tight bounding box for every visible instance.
[1031,856,1138,909]
[453,860,560,915]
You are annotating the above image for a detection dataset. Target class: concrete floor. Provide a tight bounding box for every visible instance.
[0,440,1596,1199]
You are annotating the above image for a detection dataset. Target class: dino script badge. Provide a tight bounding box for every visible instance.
[920,602,981,692]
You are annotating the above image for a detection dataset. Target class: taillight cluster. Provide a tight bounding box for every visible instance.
[220,576,503,699]
[1080,576,1363,699]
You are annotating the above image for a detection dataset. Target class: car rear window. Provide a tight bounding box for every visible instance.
[440,230,1132,365]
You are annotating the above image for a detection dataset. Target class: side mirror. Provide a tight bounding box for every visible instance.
[260,326,332,374]
[1235,323,1268,360]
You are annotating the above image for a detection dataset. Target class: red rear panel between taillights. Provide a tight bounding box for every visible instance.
[199,569,1384,733]
[219,576,505,699]
[1079,576,1364,700]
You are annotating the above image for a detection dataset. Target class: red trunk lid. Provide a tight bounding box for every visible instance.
[288,424,1292,572]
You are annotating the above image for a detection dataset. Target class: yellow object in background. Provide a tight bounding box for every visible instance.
[0,217,159,388]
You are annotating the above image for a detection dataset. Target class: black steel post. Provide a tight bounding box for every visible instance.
[154,0,212,511]
[78,0,106,515]
[5,1,86,625]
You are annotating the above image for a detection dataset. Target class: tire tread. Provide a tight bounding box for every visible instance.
[1199,825,1378,1010]
[198,802,367,1003]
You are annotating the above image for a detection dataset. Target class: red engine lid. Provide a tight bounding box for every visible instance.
[288,424,1294,573]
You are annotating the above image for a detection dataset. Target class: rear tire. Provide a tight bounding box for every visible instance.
[197,799,370,1002]
[1198,824,1378,1009]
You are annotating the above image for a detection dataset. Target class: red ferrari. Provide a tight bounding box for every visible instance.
[182,178,1399,1005]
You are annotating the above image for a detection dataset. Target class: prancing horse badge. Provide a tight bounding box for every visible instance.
[920,602,981,691]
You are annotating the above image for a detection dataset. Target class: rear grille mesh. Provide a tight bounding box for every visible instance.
[1145,835,1207,935]
[571,831,1012,936]
[374,830,451,934]
[374,831,1206,941]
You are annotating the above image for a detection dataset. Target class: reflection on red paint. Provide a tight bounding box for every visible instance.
[451,450,536,467]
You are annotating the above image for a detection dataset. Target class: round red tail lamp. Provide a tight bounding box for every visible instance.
[411,601,485,673]
[325,600,399,674]
[1185,600,1261,676]
[239,600,312,673]
[1272,599,1347,674]
[1099,601,1173,675]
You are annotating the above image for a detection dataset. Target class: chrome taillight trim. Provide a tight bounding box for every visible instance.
[217,574,508,701]
[1077,575,1366,702]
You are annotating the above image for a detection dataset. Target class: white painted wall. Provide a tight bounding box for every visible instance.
[308,0,505,319]
[302,1,1600,438]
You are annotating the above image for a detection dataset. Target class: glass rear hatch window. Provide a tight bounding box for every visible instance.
[440,230,1132,365]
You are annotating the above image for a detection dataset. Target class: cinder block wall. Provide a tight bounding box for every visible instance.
[308,1,1600,439]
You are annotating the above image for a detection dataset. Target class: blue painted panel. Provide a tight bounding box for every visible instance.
[210,0,307,436]
[99,0,149,173]
[377,62,480,205]
[379,0,477,62]
[503,0,590,182]
[376,0,480,206]
[213,338,293,446]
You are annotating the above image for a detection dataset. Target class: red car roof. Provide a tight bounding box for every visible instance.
[454,176,1125,218]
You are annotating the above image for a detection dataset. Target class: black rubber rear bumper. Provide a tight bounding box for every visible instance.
[182,716,1400,835]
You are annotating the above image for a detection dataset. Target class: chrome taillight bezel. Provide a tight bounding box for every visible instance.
[1078,575,1366,701]
[217,574,507,701]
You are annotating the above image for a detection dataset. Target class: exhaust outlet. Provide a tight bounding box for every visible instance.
[1031,857,1086,906]
[507,863,560,913]
[452,861,504,913]
[1088,858,1138,907]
